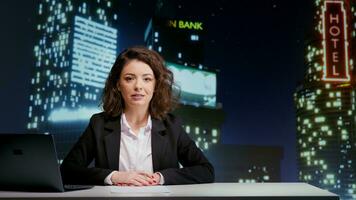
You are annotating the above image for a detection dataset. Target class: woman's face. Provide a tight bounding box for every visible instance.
[118,59,156,110]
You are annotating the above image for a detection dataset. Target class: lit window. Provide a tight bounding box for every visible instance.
[333,101,341,107]
[190,34,199,41]
[185,125,190,133]
[212,129,218,137]
[318,140,326,146]
[263,175,269,181]
[321,126,329,131]
[315,116,325,123]
[204,142,208,150]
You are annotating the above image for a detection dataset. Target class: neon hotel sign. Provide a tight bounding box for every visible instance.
[322,1,350,82]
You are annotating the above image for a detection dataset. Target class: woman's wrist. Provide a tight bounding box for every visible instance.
[111,171,121,184]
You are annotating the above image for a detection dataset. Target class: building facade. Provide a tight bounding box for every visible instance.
[294,1,356,199]
[28,0,119,159]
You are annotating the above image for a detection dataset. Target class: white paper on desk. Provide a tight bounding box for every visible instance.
[110,186,170,194]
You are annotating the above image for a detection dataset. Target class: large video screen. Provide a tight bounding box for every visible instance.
[166,62,216,108]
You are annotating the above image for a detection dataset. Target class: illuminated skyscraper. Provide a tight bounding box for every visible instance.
[294,1,356,199]
[144,16,224,150]
[28,0,119,158]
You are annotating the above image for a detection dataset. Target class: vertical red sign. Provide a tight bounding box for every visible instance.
[322,1,350,82]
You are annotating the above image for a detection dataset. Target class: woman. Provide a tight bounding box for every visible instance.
[60,46,214,186]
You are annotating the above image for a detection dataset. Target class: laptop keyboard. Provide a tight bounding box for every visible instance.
[64,184,94,191]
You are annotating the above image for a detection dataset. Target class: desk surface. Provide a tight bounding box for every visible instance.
[0,183,338,200]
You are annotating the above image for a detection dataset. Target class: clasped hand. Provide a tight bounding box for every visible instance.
[111,171,161,186]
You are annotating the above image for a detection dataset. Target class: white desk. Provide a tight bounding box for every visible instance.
[0,183,339,200]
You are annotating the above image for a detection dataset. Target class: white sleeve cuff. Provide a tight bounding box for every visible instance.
[104,171,116,185]
[157,172,165,185]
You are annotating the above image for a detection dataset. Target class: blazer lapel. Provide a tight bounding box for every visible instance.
[151,118,167,171]
[104,116,121,170]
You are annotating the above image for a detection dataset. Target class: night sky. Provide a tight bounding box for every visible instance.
[0,0,314,181]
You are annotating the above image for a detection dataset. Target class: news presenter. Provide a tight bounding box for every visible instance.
[60,46,214,186]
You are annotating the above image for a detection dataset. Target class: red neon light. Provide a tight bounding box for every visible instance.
[322,1,350,82]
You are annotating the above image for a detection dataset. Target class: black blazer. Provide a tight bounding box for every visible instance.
[60,112,214,185]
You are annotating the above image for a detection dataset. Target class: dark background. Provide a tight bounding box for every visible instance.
[0,0,314,181]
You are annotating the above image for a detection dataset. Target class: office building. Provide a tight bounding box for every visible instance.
[27,0,119,158]
[294,1,356,199]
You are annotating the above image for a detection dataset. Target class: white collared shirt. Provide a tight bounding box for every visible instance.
[119,113,153,173]
[104,113,164,185]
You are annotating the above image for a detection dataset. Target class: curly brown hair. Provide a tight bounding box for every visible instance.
[101,46,178,120]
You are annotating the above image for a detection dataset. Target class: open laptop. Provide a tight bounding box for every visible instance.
[0,133,93,192]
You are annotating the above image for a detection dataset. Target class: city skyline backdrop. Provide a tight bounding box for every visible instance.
[0,0,313,182]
